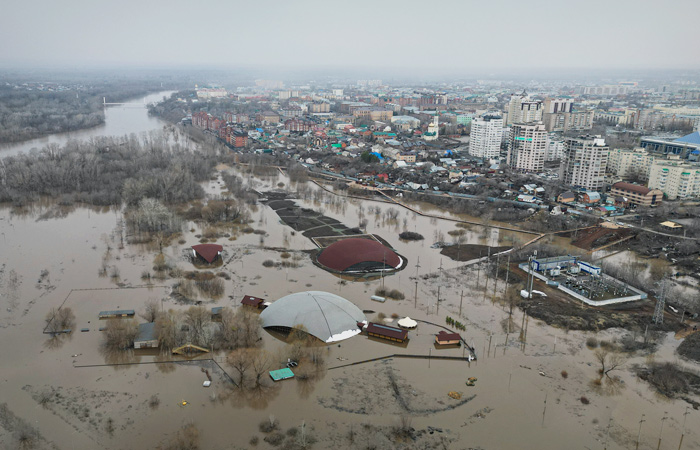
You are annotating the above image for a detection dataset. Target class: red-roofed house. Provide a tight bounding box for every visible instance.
[241,295,265,309]
[191,244,223,264]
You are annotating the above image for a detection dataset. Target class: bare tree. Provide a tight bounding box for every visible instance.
[102,318,138,350]
[227,348,255,384]
[155,310,182,351]
[235,307,262,348]
[44,307,76,334]
[594,349,625,379]
[141,299,160,323]
[250,349,273,387]
[184,306,211,347]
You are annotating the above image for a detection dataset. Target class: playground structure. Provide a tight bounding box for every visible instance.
[519,255,647,306]
[172,344,210,356]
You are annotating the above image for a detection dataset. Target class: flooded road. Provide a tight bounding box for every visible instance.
[0,159,698,447]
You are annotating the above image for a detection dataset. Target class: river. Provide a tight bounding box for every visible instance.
[0,90,177,157]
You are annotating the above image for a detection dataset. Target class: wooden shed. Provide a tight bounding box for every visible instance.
[435,331,461,346]
[366,322,408,343]
[241,295,265,309]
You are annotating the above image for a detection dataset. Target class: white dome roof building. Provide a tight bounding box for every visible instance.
[260,291,367,343]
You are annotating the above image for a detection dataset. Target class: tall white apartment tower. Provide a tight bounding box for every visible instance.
[469,114,504,159]
[560,136,609,191]
[508,123,548,172]
[506,91,543,126]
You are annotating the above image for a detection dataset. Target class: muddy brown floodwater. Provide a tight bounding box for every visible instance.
[0,167,698,450]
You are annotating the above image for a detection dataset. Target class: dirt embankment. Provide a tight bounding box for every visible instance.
[440,244,511,262]
[568,226,635,251]
[678,331,700,362]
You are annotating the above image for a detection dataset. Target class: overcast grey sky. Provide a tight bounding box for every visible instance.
[1,0,698,71]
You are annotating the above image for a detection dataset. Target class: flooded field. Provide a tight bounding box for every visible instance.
[0,166,698,449]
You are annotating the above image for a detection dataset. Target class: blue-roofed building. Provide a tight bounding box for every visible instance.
[641,131,700,160]
[674,131,700,146]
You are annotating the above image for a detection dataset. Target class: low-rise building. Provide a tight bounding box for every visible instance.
[134,322,159,349]
[610,182,662,206]
[366,323,408,343]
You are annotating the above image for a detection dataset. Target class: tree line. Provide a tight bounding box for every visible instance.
[0,133,216,206]
[0,79,167,144]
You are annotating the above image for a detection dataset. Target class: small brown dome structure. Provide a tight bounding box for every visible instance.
[316,238,402,273]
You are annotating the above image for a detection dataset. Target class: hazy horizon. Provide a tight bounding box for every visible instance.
[2,0,699,72]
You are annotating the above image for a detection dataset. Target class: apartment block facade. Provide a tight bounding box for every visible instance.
[648,160,700,200]
[469,115,504,159]
[606,148,654,180]
[508,123,548,172]
[560,136,608,191]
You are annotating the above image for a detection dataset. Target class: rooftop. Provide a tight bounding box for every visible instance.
[612,182,652,195]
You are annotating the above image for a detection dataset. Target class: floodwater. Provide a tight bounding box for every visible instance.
[1,168,698,449]
[0,130,698,447]
[0,90,177,157]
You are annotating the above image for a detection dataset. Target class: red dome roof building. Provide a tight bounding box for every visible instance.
[316,238,403,273]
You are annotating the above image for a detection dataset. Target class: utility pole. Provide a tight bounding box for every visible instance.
[459,290,464,317]
[528,250,537,299]
[652,277,667,325]
[484,247,491,296]
[678,406,689,450]
[505,253,511,291]
[414,257,421,309]
[657,412,668,450]
[493,253,500,299]
[636,414,646,450]
[476,252,481,289]
[437,285,441,315]
[604,417,612,450]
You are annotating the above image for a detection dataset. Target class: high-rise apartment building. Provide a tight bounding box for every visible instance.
[508,123,548,172]
[506,92,542,126]
[469,115,504,159]
[606,148,655,180]
[648,159,700,200]
[545,134,565,161]
[560,136,608,191]
[543,98,573,114]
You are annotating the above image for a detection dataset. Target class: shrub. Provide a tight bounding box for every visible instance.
[280,252,291,259]
[250,436,259,446]
[387,289,405,300]
[580,396,590,405]
[262,260,275,268]
[561,370,568,379]
[195,278,225,298]
[398,231,424,241]
[259,417,278,433]
[585,337,598,349]
[599,340,614,350]
[263,432,284,446]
